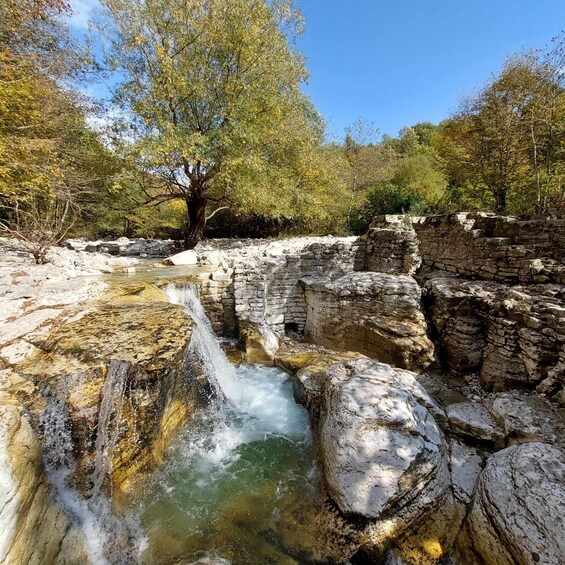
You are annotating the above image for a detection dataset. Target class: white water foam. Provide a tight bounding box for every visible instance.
[39,364,143,565]
[164,283,310,474]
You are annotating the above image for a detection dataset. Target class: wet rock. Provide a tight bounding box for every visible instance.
[0,390,88,564]
[459,442,565,565]
[446,402,505,448]
[489,393,565,446]
[319,359,449,547]
[274,350,366,409]
[239,321,280,364]
[303,272,434,371]
[16,300,200,497]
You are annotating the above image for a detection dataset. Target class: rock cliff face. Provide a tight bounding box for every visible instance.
[363,213,565,401]
[303,272,434,371]
[0,384,89,564]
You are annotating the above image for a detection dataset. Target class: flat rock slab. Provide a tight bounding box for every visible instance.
[446,402,505,448]
[490,393,565,447]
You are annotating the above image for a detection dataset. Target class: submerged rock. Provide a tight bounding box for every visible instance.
[459,442,565,565]
[319,359,449,549]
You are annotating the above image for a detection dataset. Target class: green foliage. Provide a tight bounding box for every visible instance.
[391,153,446,204]
[349,182,420,234]
[99,0,346,244]
[434,43,565,214]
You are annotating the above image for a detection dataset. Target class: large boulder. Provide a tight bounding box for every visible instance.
[319,359,450,550]
[303,272,434,371]
[163,249,198,266]
[460,442,565,565]
[15,297,204,497]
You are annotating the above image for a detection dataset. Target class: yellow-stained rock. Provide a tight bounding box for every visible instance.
[15,300,202,499]
[0,390,88,564]
[275,350,366,409]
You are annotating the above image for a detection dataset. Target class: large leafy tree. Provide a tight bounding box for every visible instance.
[436,41,564,215]
[101,0,342,247]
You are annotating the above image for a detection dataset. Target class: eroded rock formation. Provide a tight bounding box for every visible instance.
[303,272,434,371]
[459,442,565,565]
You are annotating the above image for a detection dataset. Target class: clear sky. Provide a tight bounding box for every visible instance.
[69,0,565,140]
[295,0,565,140]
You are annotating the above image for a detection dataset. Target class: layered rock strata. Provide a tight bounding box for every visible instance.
[303,272,434,371]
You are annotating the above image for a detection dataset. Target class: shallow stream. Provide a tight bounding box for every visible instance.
[133,285,320,564]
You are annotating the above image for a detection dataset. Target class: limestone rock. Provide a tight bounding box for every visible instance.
[239,322,280,364]
[383,493,466,565]
[449,439,483,504]
[163,249,198,265]
[16,301,202,497]
[0,392,88,564]
[461,442,565,565]
[490,393,565,446]
[319,359,449,544]
[274,350,366,409]
[446,402,505,448]
[303,272,434,371]
[425,277,565,395]
[364,215,421,275]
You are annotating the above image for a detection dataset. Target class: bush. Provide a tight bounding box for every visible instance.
[349,183,422,234]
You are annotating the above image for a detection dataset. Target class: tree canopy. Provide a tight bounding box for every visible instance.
[100,0,347,246]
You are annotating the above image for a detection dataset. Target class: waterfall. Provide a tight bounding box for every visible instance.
[39,368,142,565]
[164,283,310,439]
[39,392,111,564]
[91,360,129,497]
[165,284,243,408]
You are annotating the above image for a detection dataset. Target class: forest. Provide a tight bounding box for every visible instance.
[1,0,564,251]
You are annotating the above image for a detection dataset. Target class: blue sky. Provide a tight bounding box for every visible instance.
[69,0,564,140]
[296,0,565,140]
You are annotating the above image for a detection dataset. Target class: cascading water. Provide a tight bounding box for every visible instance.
[91,360,129,496]
[36,283,319,564]
[131,284,318,564]
[39,365,143,565]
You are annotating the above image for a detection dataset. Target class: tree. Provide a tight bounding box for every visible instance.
[100,0,340,247]
[343,118,397,227]
[437,40,564,215]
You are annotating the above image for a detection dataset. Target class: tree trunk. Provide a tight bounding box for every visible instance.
[184,194,207,249]
[493,188,507,215]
